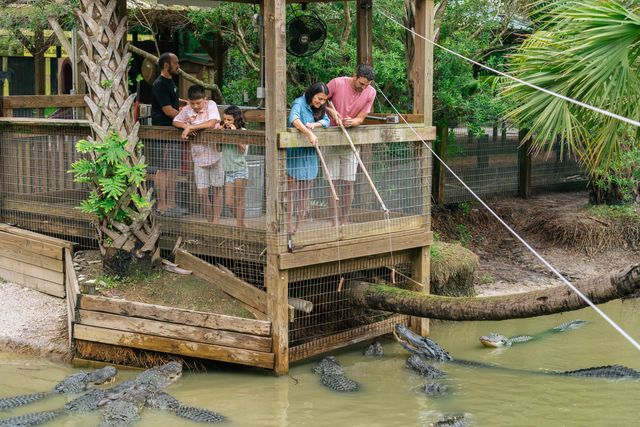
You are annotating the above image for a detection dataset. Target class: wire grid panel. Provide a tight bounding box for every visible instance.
[278,141,431,248]
[443,126,520,204]
[139,128,268,274]
[288,261,414,347]
[531,144,587,191]
[0,122,95,247]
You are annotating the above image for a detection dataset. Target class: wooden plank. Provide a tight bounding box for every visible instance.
[409,245,430,335]
[78,294,271,336]
[0,243,63,272]
[2,199,93,222]
[278,125,436,148]
[0,224,74,249]
[0,118,91,129]
[279,229,433,270]
[0,231,63,260]
[64,248,78,348]
[2,95,86,109]
[175,249,268,314]
[139,126,265,145]
[357,0,373,65]
[289,315,410,362]
[0,256,64,284]
[0,266,64,298]
[78,310,272,353]
[73,324,274,369]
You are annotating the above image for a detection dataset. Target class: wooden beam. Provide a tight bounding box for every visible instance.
[73,324,274,369]
[0,224,74,250]
[1,95,86,109]
[77,310,272,352]
[65,248,79,348]
[518,129,532,198]
[264,0,290,375]
[412,0,434,125]
[356,0,373,65]
[278,125,436,148]
[433,125,447,205]
[78,294,271,336]
[279,229,433,269]
[0,266,64,298]
[174,249,268,314]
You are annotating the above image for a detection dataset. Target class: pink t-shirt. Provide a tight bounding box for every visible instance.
[173,100,221,167]
[327,76,376,126]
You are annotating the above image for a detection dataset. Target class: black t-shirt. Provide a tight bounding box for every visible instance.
[151,75,179,126]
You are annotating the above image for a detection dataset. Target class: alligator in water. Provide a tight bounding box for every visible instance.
[479,319,586,348]
[0,365,117,411]
[312,356,359,392]
[363,341,384,357]
[0,362,226,426]
[395,323,640,379]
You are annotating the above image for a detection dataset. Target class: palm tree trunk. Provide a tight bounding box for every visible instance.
[349,263,640,320]
[77,0,159,273]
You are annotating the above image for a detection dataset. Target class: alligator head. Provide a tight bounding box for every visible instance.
[393,324,453,362]
[54,365,117,394]
[135,362,183,390]
[479,333,510,348]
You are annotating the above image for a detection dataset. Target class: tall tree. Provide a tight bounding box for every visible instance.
[0,0,76,95]
[502,0,640,204]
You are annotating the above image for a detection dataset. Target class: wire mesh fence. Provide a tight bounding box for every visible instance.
[442,125,586,204]
[278,141,431,250]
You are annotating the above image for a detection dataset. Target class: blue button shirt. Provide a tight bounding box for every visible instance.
[285,95,329,181]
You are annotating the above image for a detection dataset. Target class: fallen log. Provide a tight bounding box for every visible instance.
[348,263,640,321]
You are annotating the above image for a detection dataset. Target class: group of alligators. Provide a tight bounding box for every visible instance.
[2,319,640,426]
[0,361,225,426]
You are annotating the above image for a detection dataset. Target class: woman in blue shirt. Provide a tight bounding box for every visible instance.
[287,82,330,235]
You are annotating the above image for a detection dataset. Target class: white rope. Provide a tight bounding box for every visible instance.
[374,82,640,353]
[376,8,640,129]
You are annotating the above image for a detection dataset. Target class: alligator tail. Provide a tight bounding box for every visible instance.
[174,405,227,423]
[0,392,48,411]
[0,409,64,426]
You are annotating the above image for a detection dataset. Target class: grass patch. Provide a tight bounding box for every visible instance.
[588,203,640,220]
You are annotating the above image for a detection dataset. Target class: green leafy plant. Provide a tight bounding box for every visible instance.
[70,132,150,223]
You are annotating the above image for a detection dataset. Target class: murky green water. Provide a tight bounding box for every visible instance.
[1,299,639,426]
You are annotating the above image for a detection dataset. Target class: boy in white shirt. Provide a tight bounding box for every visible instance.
[173,85,223,223]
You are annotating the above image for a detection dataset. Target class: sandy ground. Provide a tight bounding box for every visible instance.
[0,281,71,360]
[0,191,637,360]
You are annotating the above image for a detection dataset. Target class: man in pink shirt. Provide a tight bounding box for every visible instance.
[173,85,223,223]
[325,64,376,226]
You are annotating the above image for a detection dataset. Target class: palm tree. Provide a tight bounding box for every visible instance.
[501,0,640,204]
[60,0,160,274]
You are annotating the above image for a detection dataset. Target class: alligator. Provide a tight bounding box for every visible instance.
[0,362,226,426]
[363,341,384,357]
[479,319,586,348]
[0,365,117,411]
[431,414,469,427]
[423,382,449,397]
[395,323,640,380]
[312,356,359,392]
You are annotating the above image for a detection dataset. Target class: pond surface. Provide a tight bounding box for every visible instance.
[1,299,639,426]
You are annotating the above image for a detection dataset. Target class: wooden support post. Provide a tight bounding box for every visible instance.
[264,0,289,375]
[433,125,447,205]
[410,0,434,336]
[356,0,373,65]
[518,129,532,198]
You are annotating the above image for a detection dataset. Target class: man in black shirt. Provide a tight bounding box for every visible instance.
[150,52,184,216]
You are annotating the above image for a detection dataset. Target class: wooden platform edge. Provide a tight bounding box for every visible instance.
[73,324,274,369]
[77,309,272,353]
[64,248,79,349]
[0,224,75,250]
[78,294,271,337]
[289,314,410,363]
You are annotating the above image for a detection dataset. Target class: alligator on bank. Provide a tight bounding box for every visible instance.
[312,356,360,392]
[479,319,586,348]
[0,362,226,426]
[395,324,640,379]
[0,365,117,411]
